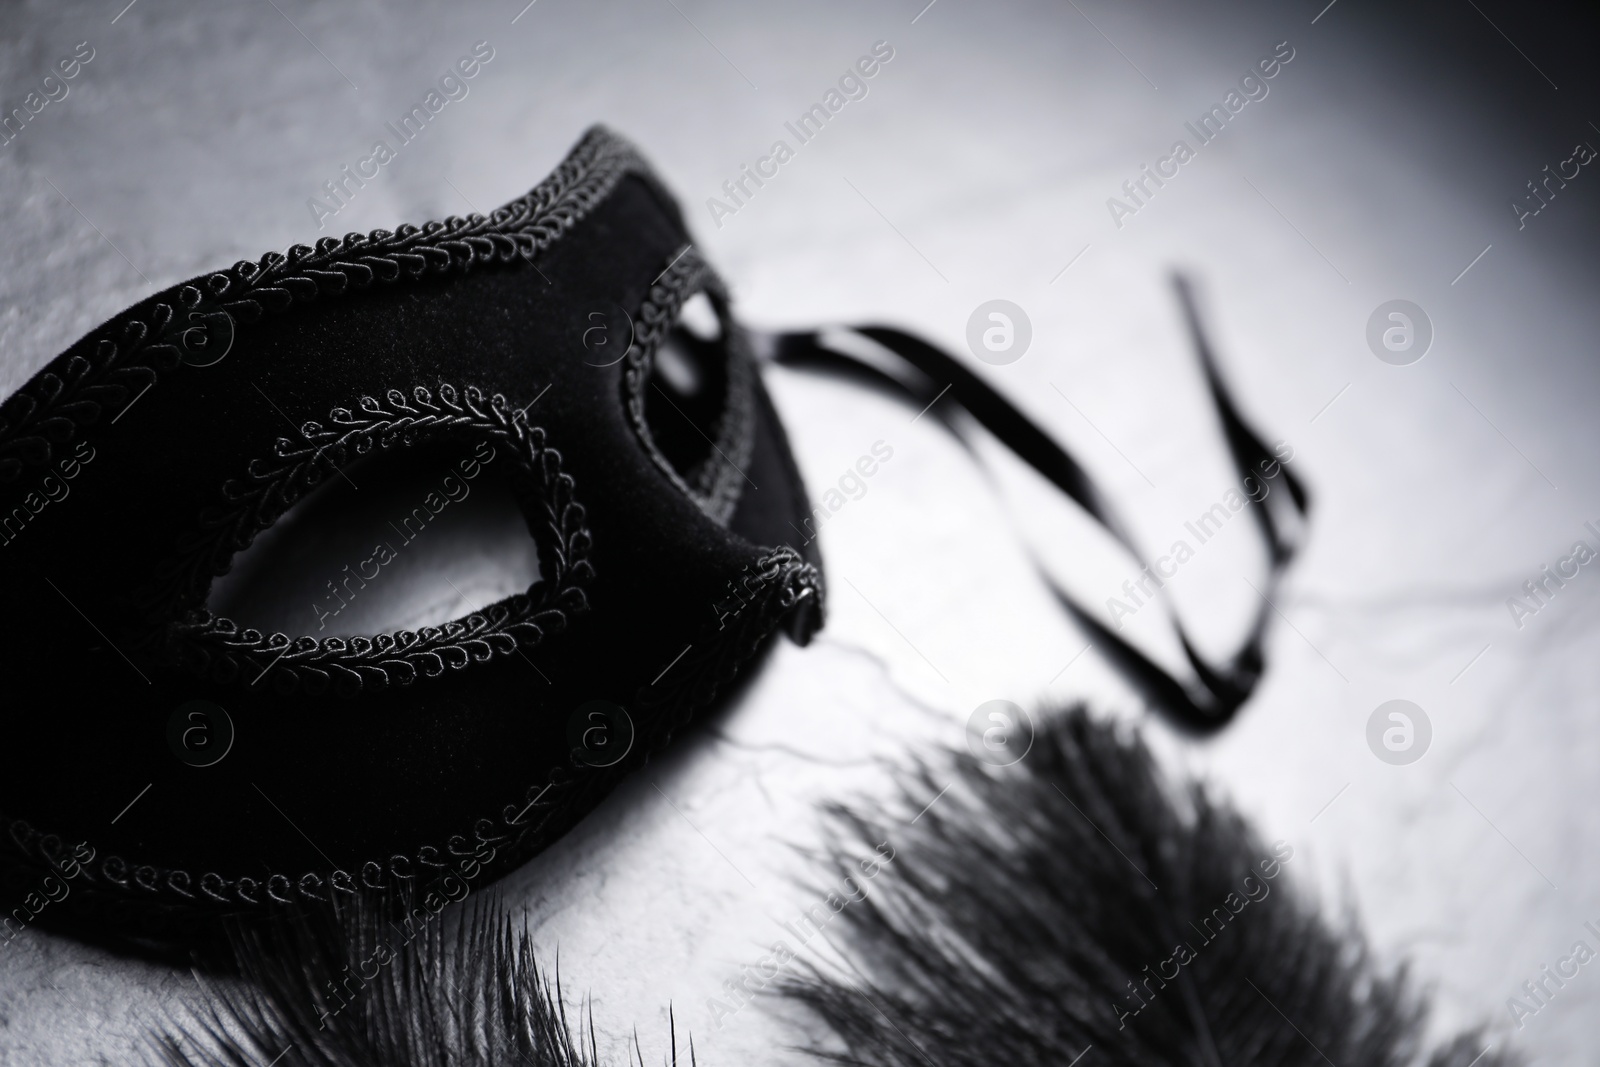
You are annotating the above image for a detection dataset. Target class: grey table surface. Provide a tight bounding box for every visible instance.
[2,1,1598,1064]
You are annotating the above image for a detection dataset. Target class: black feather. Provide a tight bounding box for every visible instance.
[149,893,685,1067]
[777,706,1513,1067]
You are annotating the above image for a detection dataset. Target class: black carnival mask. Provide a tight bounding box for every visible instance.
[0,126,1305,940]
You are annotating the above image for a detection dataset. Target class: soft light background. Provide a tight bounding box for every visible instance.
[2,1,1597,1064]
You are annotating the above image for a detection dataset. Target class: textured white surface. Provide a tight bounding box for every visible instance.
[2,1,1597,1064]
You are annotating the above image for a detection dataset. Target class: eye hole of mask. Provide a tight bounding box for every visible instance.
[642,291,730,484]
[206,439,541,640]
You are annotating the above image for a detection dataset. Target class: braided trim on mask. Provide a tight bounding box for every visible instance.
[0,125,647,483]
[141,383,590,697]
[620,247,756,527]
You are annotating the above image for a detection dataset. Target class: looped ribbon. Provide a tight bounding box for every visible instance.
[767,274,1310,734]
